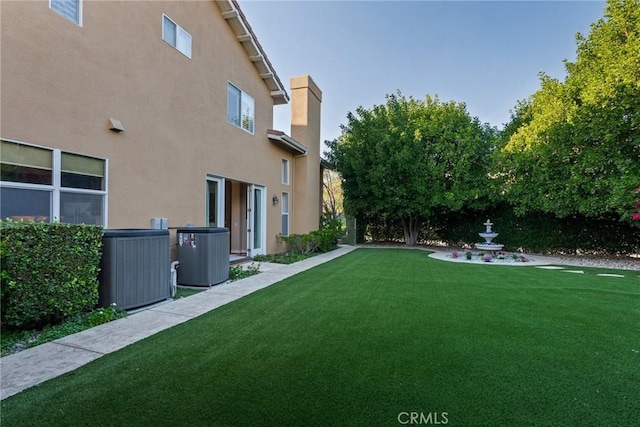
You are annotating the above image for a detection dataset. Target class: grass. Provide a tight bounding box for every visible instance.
[1,249,638,426]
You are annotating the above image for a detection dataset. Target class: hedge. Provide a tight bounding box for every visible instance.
[434,205,640,255]
[355,205,639,255]
[0,220,103,328]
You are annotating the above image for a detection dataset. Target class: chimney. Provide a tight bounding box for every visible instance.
[290,75,322,233]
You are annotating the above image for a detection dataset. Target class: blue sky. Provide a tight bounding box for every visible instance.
[239,0,606,147]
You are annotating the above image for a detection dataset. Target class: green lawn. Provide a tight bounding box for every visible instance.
[2,249,638,426]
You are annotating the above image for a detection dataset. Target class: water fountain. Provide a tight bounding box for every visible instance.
[474,219,504,251]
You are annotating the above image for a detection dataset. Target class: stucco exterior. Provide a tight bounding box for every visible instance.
[0,0,323,256]
[291,76,323,234]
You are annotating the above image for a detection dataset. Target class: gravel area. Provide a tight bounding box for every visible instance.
[526,253,640,271]
[358,244,640,271]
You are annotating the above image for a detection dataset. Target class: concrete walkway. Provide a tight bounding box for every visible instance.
[0,245,357,400]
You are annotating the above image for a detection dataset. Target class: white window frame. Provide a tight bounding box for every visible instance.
[0,139,108,227]
[162,14,192,59]
[281,192,289,236]
[227,82,255,134]
[50,0,82,26]
[281,158,290,185]
[205,175,225,228]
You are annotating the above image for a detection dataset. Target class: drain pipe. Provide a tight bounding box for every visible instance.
[170,261,180,297]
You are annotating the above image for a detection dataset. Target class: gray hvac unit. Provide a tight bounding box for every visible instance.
[177,227,229,286]
[98,229,170,310]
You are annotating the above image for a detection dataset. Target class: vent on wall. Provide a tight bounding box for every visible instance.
[108,118,125,133]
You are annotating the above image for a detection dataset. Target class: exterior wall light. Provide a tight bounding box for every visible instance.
[272,195,279,205]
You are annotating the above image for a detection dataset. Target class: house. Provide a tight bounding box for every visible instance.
[0,0,323,256]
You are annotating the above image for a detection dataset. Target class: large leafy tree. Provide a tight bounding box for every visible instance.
[499,0,640,222]
[326,93,496,245]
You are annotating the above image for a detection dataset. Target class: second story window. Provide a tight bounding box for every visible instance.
[50,0,82,26]
[227,83,255,134]
[281,159,290,185]
[163,15,192,58]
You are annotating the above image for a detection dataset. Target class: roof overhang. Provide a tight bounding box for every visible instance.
[267,130,307,155]
[216,0,289,105]
[320,158,333,170]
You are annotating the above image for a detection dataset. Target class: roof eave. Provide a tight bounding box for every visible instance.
[216,0,290,105]
[320,158,333,170]
[267,130,308,155]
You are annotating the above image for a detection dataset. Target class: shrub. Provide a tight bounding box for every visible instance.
[1,305,127,356]
[0,220,103,328]
[279,230,337,255]
[279,233,317,254]
[320,213,344,239]
[84,303,127,327]
[310,229,336,253]
[229,263,260,281]
[253,253,312,264]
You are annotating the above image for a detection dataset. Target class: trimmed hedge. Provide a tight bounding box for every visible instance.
[434,206,640,255]
[0,220,103,328]
[355,205,639,255]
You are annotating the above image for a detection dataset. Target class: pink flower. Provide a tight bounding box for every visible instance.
[636,199,640,208]
[632,212,640,221]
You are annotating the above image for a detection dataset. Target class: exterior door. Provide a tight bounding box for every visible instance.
[247,184,265,256]
[206,176,224,228]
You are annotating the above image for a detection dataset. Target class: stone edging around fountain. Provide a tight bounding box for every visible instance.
[428,250,556,267]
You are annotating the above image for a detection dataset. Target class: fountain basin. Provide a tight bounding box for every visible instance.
[478,232,498,243]
[475,243,504,251]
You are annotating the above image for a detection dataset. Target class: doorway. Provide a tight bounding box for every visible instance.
[206,176,265,257]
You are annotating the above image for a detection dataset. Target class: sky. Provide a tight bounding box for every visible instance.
[238,0,607,148]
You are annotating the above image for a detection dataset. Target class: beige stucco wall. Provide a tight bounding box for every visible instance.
[290,75,323,234]
[1,0,306,254]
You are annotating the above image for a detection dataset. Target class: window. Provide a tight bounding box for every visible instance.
[0,140,107,225]
[60,192,104,225]
[281,159,290,185]
[162,15,191,58]
[0,141,53,185]
[0,188,51,222]
[50,0,82,25]
[281,192,289,236]
[61,152,105,190]
[227,82,255,134]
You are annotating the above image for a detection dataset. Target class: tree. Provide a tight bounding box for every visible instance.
[322,169,343,219]
[499,0,640,222]
[326,92,496,245]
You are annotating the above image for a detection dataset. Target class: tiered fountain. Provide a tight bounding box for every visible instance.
[474,219,504,252]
